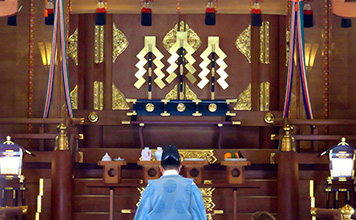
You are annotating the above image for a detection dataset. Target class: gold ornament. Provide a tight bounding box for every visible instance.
[208,103,217,112]
[113,23,129,63]
[145,103,155,112]
[177,103,186,112]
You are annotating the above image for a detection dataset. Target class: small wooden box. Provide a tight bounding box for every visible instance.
[137,161,162,183]
[98,161,127,184]
[181,160,208,184]
[221,160,251,184]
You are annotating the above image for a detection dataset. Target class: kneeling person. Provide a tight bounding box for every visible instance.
[134,144,207,220]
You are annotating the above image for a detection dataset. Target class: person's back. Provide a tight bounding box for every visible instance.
[133,144,207,220]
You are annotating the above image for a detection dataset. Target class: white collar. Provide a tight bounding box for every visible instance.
[162,169,179,176]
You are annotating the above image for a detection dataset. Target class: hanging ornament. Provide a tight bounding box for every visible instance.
[141,0,152,26]
[176,0,181,14]
[95,0,106,26]
[341,18,352,28]
[205,0,216,26]
[45,0,54,25]
[251,0,262,27]
[303,1,313,28]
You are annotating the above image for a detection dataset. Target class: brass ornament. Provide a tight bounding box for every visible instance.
[260,81,270,111]
[145,103,155,112]
[235,25,251,63]
[177,103,186,112]
[112,83,130,110]
[162,21,201,53]
[56,123,69,150]
[264,112,275,124]
[134,36,165,90]
[165,83,198,100]
[88,111,99,123]
[166,31,197,85]
[68,29,78,65]
[208,103,217,112]
[279,120,295,152]
[94,25,105,64]
[179,149,217,164]
[198,37,229,90]
[340,204,354,219]
[113,23,129,63]
[94,81,104,110]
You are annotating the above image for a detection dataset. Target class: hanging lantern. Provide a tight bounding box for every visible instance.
[205,0,216,26]
[251,0,262,27]
[45,0,54,25]
[95,0,106,26]
[141,0,152,26]
[303,1,313,28]
[0,136,32,177]
[321,137,356,182]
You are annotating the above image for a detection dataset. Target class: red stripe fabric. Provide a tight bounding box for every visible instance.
[96,8,106,13]
[303,10,313,15]
[251,9,261,14]
[206,8,216,13]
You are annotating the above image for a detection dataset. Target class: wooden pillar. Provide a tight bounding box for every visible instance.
[251,26,260,111]
[51,124,72,220]
[104,15,113,110]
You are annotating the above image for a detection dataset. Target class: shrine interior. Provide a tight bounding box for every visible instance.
[1,0,356,219]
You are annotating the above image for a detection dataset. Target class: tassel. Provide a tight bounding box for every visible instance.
[341,18,352,28]
[7,15,17,26]
[205,1,216,26]
[45,0,54,25]
[95,1,106,26]
[141,1,152,26]
[303,1,313,28]
[251,1,262,27]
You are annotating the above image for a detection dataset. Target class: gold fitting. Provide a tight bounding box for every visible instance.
[121,209,132,214]
[226,99,237,104]
[145,103,155,112]
[192,112,202,117]
[192,99,202,104]
[79,134,84,140]
[270,134,277,140]
[279,120,295,152]
[122,121,131,125]
[232,121,241,125]
[310,207,317,216]
[88,111,99,123]
[213,210,224,215]
[160,112,171,117]
[56,123,69,151]
[126,98,137,104]
[204,180,212,184]
[208,103,217,112]
[139,123,145,127]
[160,99,170,104]
[264,112,275,124]
[80,118,85,125]
[218,124,223,127]
[226,111,236,116]
[127,111,137,116]
[177,103,186,112]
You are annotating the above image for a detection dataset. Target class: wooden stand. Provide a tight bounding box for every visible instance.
[221,160,251,184]
[181,160,208,184]
[98,161,127,184]
[137,161,162,183]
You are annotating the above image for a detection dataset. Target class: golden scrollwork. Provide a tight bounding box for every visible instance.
[70,85,78,110]
[94,25,105,64]
[177,103,186,112]
[113,23,129,63]
[179,150,217,164]
[68,29,78,65]
[94,81,104,110]
[162,21,201,53]
[112,83,130,110]
[235,25,251,63]
[145,103,155,112]
[165,83,198,100]
[88,111,99,123]
[208,103,217,112]
[234,83,251,110]
[260,82,270,111]
[234,82,270,111]
[260,21,270,64]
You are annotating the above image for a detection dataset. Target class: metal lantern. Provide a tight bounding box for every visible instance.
[321,137,356,182]
[0,136,31,177]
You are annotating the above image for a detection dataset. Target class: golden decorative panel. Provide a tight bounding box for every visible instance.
[68,29,78,66]
[112,83,130,110]
[260,82,270,111]
[94,81,104,110]
[70,85,78,110]
[260,21,270,64]
[94,25,104,64]
[235,25,251,63]
[113,23,129,63]
[234,83,251,110]
[179,149,217,164]
[165,83,198,100]
[162,21,201,53]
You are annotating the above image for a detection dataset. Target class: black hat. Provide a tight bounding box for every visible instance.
[161,144,180,166]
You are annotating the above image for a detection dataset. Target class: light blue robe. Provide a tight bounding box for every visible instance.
[134,175,207,220]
